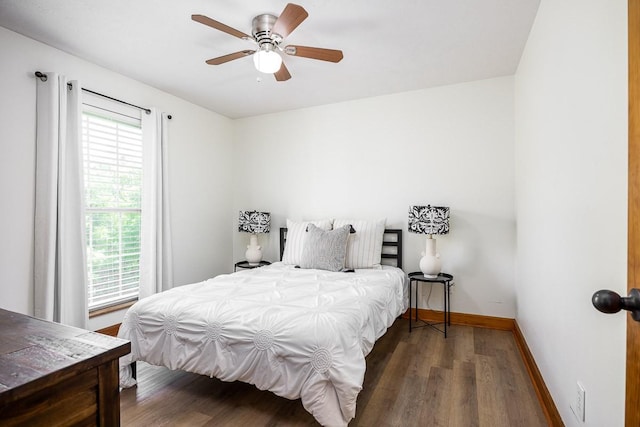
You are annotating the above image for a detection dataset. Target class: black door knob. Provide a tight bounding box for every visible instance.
[592,288,640,321]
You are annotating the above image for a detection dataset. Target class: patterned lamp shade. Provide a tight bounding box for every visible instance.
[238,211,271,234]
[408,205,450,235]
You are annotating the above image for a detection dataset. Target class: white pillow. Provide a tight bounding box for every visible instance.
[282,219,333,265]
[333,218,386,269]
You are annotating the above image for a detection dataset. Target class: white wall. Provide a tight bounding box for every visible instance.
[514,1,627,425]
[0,27,235,329]
[233,76,517,318]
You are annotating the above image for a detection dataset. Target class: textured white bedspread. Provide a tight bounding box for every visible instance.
[118,262,407,426]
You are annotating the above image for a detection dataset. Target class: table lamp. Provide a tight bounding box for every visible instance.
[238,211,271,265]
[408,205,450,277]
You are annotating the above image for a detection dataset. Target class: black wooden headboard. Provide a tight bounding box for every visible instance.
[279,227,403,270]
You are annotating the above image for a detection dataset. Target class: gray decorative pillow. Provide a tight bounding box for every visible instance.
[299,224,350,272]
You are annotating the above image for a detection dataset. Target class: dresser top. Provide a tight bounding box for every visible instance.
[0,308,130,404]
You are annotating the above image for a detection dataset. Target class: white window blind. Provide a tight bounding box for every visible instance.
[82,102,143,310]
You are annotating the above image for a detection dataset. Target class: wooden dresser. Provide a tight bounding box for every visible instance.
[0,308,130,426]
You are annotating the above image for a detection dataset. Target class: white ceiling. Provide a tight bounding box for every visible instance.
[0,0,540,119]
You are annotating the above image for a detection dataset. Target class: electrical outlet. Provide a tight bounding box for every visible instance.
[571,381,586,423]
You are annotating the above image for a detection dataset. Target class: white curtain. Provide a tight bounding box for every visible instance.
[139,110,173,298]
[34,73,88,328]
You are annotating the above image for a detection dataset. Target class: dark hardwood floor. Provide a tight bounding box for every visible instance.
[120,319,548,426]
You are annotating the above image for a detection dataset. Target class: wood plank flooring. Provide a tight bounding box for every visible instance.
[120,319,548,426]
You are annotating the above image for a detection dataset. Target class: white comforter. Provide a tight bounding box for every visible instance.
[118,262,407,426]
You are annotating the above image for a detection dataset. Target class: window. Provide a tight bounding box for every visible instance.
[81,99,143,310]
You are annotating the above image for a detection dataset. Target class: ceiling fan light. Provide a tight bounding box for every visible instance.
[253,48,282,74]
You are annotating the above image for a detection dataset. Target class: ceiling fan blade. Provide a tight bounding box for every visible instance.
[274,63,292,81]
[192,14,251,39]
[272,3,308,39]
[205,50,255,65]
[284,45,344,63]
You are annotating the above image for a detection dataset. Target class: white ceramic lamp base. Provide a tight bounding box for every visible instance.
[420,236,441,278]
[245,234,263,265]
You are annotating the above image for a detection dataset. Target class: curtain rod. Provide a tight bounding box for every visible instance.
[34,71,172,119]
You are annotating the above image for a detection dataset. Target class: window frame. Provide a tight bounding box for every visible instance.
[81,96,145,312]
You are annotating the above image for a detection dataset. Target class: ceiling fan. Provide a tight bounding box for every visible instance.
[192,3,343,81]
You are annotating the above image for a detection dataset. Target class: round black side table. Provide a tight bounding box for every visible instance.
[408,272,454,337]
[234,260,271,272]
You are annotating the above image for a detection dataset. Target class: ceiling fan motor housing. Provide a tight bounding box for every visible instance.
[252,14,282,48]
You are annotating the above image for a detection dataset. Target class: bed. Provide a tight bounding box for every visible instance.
[118,224,407,426]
